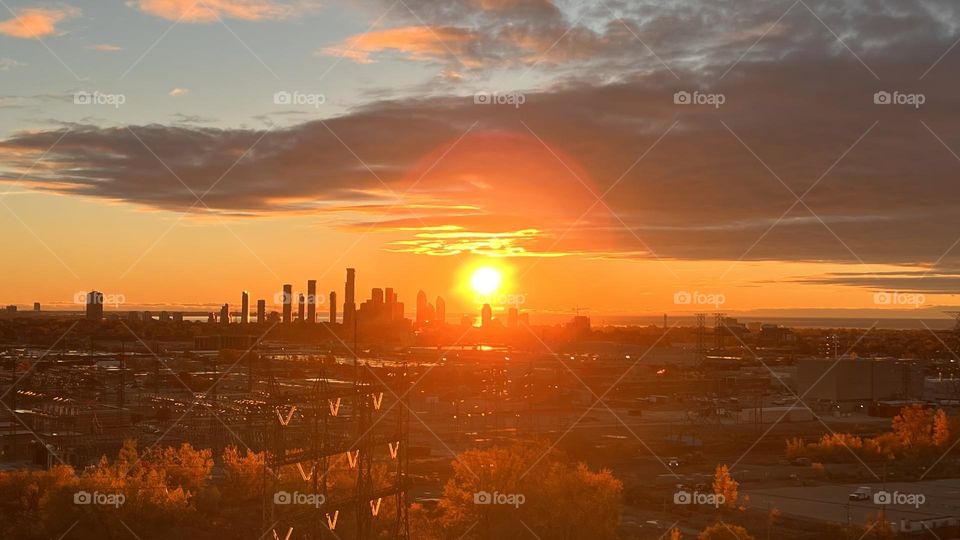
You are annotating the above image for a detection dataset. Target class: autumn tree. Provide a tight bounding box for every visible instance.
[892,404,933,451]
[713,465,738,509]
[933,409,950,447]
[436,441,622,540]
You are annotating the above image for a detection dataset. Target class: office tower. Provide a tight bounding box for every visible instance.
[372,288,384,305]
[282,284,293,324]
[508,307,518,328]
[481,303,492,328]
[329,291,337,323]
[220,304,229,325]
[143,311,153,322]
[307,280,317,323]
[257,299,266,323]
[343,268,356,328]
[436,296,445,324]
[160,311,170,322]
[416,290,428,326]
[128,311,140,321]
[241,291,249,324]
[86,291,104,320]
[298,293,306,322]
[33,302,40,312]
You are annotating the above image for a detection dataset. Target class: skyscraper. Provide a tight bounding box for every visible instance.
[86,291,104,320]
[282,284,293,324]
[220,303,229,325]
[329,291,337,323]
[257,299,266,323]
[298,293,306,322]
[481,303,492,328]
[507,307,518,328]
[436,296,445,324]
[416,290,427,326]
[307,280,317,323]
[241,291,249,324]
[343,268,356,328]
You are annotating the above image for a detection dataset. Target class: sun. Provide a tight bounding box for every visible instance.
[470,267,502,296]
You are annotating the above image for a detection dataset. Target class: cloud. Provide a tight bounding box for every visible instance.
[169,87,189,97]
[0,7,77,39]
[320,26,483,66]
[87,43,122,51]
[0,58,25,71]
[134,0,300,23]
[3,0,960,271]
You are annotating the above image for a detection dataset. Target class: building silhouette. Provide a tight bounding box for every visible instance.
[481,303,492,328]
[298,293,306,322]
[436,296,445,324]
[343,268,356,328]
[307,280,317,323]
[241,291,249,324]
[282,284,293,324]
[329,291,337,323]
[220,304,229,325]
[85,291,104,320]
[257,299,266,323]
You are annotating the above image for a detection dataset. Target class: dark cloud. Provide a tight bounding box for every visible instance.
[2,0,960,278]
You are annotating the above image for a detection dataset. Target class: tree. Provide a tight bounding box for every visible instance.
[892,404,933,451]
[933,409,950,447]
[698,522,755,540]
[436,441,622,540]
[713,465,738,509]
[670,527,683,540]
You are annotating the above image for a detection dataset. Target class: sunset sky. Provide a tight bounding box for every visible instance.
[1,0,960,318]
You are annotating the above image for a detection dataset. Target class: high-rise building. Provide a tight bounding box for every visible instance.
[220,304,229,325]
[372,288,384,305]
[282,284,293,324]
[329,291,337,323]
[436,296,445,324]
[481,303,492,328]
[257,299,266,323]
[160,311,170,322]
[343,268,356,328]
[33,302,40,312]
[416,290,428,326]
[85,291,104,320]
[241,291,249,324]
[307,280,317,323]
[298,293,306,322]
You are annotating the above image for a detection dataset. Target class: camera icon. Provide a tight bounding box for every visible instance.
[474,92,491,105]
[874,490,892,505]
[473,491,492,504]
[673,91,691,105]
[274,491,292,505]
[673,291,692,305]
[273,291,293,305]
[74,490,92,504]
[873,292,892,305]
[673,490,692,505]
[873,91,891,105]
[73,291,86,304]
[74,92,92,105]
[273,91,292,105]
